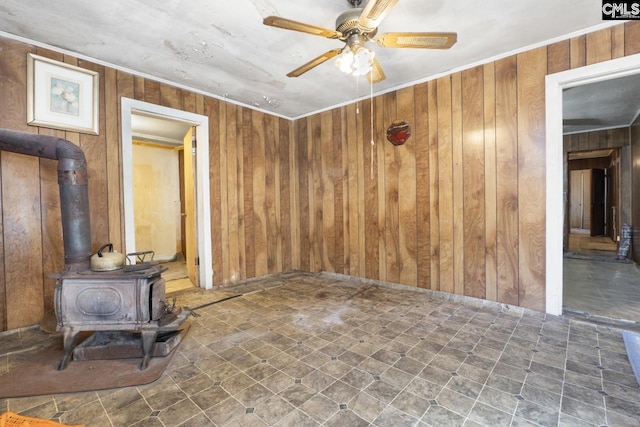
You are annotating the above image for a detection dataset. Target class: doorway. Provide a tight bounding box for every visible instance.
[567,149,619,256]
[121,98,213,290]
[131,121,196,292]
[546,53,640,317]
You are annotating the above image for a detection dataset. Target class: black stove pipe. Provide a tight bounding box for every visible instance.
[0,128,91,271]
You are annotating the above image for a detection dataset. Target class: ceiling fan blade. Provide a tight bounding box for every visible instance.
[367,58,386,83]
[263,16,342,39]
[359,0,399,30]
[287,48,344,78]
[377,32,457,49]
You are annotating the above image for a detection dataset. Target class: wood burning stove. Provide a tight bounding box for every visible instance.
[52,263,180,370]
[0,129,187,371]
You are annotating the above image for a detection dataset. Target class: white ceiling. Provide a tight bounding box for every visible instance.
[1,0,639,132]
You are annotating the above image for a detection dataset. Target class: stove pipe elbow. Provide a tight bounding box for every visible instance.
[0,128,92,271]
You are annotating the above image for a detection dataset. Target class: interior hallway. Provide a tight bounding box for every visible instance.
[2,272,640,426]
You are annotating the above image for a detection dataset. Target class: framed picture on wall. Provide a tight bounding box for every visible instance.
[26,53,99,135]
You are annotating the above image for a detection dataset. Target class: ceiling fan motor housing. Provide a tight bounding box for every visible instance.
[336,8,377,35]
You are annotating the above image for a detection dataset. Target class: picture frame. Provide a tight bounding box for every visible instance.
[27,53,99,135]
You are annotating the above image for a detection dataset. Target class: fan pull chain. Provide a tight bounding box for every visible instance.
[370,77,375,180]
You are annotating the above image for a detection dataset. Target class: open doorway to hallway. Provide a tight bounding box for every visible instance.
[130,115,197,295]
[566,148,620,258]
[545,50,640,320]
[561,114,639,324]
[121,98,214,291]
[562,144,640,323]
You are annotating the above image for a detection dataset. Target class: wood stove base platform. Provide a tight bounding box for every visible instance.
[72,326,187,361]
[58,310,191,371]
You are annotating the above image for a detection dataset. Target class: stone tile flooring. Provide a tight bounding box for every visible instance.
[2,271,640,426]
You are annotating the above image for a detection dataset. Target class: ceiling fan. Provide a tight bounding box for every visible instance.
[263,0,457,83]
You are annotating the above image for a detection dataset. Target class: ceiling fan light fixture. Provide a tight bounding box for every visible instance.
[353,46,374,76]
[335,45,375,76]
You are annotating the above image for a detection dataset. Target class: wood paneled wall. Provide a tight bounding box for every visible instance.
[0,22,638,330]
[0,37,296,331]
[294,22,640,312]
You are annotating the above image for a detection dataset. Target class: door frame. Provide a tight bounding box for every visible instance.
[545,52,640,315]
[121,97,213,289]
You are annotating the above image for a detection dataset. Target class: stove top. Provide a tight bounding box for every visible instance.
[50,263,167,280]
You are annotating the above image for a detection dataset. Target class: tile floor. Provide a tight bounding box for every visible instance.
[2,271,640,426]
[564,255,640,324]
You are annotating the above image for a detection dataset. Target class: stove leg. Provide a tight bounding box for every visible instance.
[58,327,79,370]
[139,330,157,370]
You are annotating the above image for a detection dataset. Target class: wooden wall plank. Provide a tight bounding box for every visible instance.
[0,40,43,329]
[206,97,223,284]
[237,108,247,278]
[612,24,625,59]
[309,114,323,272]
[332,109,344,274]
[225,105,242,282]
[483,63,497,302]
[356,100,366,278]
[243,108,256,277]
[428,80,440,291]
[547,40,571,74]
[340,106,351,274]
[374,96,386,281]
[288,117,300,270]
[625,21,640,55]
[280,117,293,272]
[219,102,231,282]
[133,75,145,100]
[252,110,268,276]
[182,91,196,113]
[321,110,335,272]
[383,92,400,283]
[115,71,134,253]
[345,103,359,276]
[0,40,32,129]
[105,67,122,253]
[414,82,430,289]
[297,118,310,272]
[264,114,279,274]
[397,87,417,286]
[144,80,161,105]
[570,35,586,69]
[495,56,519,305]
[437,76,454,294]
[160,84,181,109]
[451,73,465,296]
[462,66,486,299]
[586,28,612,65]
[3,151,43,329]
[517,47,547,311]
[364,97,380,280]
